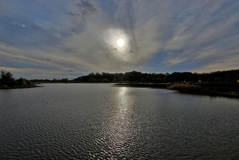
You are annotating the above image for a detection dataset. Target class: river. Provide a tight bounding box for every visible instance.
[0,84,239,159]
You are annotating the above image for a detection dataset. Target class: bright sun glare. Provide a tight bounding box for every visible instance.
[116,38,125,48]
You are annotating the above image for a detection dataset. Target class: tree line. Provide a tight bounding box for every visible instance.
[23,69,239,84]
[72,70,239,84]
[2,69,239,95]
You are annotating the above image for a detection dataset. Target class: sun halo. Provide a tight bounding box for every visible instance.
[116,38,125,48]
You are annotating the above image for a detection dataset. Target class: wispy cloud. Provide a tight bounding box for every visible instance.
[0,0,239,78]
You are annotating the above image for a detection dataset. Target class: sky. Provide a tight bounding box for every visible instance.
[1,0,239,79]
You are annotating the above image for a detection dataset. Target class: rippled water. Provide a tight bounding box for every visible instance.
[0,84,239,159]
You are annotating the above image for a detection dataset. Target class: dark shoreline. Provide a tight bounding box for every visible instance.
[0,84,40,90]
[114,83,171,89]
[115,83,239,99]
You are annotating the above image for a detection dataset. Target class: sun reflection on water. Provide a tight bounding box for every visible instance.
[118,87,129,114]
[98,87,137,158]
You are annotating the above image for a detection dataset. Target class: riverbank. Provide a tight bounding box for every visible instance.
[115,83,239,99]
[0,84,39,89]
[114,83,171,89]
[167,83,239,98]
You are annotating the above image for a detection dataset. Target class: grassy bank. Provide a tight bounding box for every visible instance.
[171,83,239,98]
[115,82,239,99]
[114,83,171,89]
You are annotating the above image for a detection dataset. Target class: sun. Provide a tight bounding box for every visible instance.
[116,38,125,48]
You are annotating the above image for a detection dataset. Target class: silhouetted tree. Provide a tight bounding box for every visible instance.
[0,70,17,86]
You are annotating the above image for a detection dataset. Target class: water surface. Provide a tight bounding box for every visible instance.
[0,84,239,159]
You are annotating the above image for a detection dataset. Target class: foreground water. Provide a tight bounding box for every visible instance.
[0,84,239,159]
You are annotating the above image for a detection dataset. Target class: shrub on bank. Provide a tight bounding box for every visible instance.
[167,83,207,94]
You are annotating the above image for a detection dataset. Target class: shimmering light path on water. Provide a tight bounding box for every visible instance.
[0,84,239,159]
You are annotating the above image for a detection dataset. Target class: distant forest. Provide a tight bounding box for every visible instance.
[32,69,239,84]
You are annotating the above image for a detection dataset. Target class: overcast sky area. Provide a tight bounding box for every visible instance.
[1,0,239,79]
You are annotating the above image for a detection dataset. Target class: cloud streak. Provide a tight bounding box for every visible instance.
[0,0,239,78]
